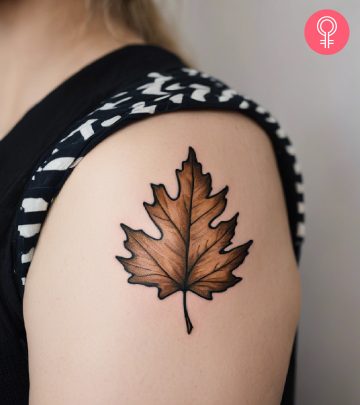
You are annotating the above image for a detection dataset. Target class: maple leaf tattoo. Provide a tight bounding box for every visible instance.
[116,147,253,334]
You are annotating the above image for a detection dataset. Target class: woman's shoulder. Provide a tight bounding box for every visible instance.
[14,66,305,293]
[23,105,302,403]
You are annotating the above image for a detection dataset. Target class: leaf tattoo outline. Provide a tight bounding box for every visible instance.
[116,146,253,334]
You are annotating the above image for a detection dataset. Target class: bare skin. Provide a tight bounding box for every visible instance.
[3,1,301,404]
[24,111,301,405]
[0,0,144,139]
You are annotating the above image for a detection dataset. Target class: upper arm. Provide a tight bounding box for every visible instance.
[23,110,301,405]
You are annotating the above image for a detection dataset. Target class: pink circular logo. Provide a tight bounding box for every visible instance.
[304,9,350,55]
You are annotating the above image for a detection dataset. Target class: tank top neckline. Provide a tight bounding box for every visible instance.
[0,44,186,239]
[0,44,184,147]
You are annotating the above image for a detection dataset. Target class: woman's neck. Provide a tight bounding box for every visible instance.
[0,0,144,139]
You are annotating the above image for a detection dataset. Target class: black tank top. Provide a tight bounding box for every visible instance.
[0,44,305,404]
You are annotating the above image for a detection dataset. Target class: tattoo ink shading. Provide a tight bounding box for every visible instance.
[116,147,253,334]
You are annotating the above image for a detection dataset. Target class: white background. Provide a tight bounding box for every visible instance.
[160,1,360,403]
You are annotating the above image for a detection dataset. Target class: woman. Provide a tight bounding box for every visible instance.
[0,1,304,404]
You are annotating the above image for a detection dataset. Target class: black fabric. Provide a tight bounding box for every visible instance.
[0,45,184,244]
[0,44,301,404]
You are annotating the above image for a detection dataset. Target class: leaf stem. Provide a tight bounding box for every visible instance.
[183,291,193,334]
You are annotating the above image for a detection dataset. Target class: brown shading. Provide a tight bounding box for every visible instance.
[116,147,253,334]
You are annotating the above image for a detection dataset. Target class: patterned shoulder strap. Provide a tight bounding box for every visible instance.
[13,66,305,297]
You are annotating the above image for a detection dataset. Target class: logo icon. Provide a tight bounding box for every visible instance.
[317,16,337,48]
[305,10,349,55]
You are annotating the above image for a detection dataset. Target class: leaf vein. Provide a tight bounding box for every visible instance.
[131,235,181,287]
[188,254,239,286]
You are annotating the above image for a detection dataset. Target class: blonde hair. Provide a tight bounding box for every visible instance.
[87,0,183,57]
